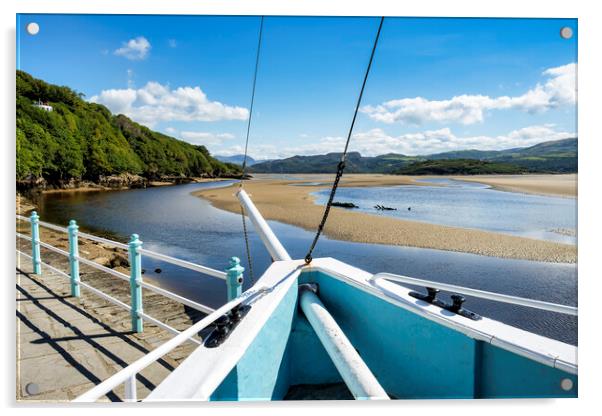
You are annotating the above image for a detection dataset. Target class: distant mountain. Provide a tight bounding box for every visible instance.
[249,152,417,174]
[214,154,260,166]
[249,138,577,174]
[394,159,528,175]
[428,138,577,172]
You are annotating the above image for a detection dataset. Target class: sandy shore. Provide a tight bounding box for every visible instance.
[194,174,576,263]
[455,174,576,198]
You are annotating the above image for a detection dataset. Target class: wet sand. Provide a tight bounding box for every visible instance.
[194,174,576,263]
[455,174,576,198]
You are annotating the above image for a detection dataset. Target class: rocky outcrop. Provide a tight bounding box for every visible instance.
[98,173,148,189]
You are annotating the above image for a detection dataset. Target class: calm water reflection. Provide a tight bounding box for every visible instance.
[314,178,577,244]
[33,181,577,345]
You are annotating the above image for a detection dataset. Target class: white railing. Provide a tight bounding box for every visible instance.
[138,248,226,280]
[73,286,271,402]
[16,249,134,313]
[16,248,201,346]
[16,212,248,400]
[370,272,578,316]
[17,214,227,279]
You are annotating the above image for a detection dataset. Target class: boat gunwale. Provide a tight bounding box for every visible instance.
[307,257,577,375]
[148,257,576,401]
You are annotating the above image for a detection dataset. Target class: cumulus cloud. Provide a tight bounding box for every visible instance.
[217,125,574,159]
[180,131,235,146]
[114,36,151,60]
[345,125,574,156]
[361,63,577,125]
[162,127,234,145]
[90,81,249,127]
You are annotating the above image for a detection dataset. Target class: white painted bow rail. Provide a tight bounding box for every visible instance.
[237,189,291,261]
[370,272,578,316]
[73,287,272,402]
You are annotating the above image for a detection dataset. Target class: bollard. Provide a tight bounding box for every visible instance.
[67,220,80,297]
[226,257,244,301]
[128,234,143,333]
[30,211,41,274]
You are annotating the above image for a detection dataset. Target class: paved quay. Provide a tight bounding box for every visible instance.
[16,252,205,402]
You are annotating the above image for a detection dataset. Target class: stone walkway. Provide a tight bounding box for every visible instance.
[16,254,205,402]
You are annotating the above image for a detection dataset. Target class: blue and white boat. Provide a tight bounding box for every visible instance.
[67,188,577,402]
[17,15,577,402]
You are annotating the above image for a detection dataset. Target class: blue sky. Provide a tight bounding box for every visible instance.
[17,15,577,159]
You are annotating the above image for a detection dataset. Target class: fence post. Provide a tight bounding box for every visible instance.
[226,257,244,301]
[30,211,41,275]
[128,234,143,333]
[67,220,80,297]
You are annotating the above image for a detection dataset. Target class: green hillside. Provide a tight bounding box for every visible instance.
[249,152,418,174]
[428,138,577,172]
[16,70,240,186]
[394,159,528,175]
[249,138,577,174]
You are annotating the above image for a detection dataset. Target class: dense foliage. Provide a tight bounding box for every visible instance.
[393,159,528,175]
[16,70,241,183]
[249,138,577,174]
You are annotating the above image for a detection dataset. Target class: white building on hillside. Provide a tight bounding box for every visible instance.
[33,100,53,112]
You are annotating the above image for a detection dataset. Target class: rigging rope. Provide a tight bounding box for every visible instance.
[241,16,264,180]
[304,16,385,265]
[240,16,264,284]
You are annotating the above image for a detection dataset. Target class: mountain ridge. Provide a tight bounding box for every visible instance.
[249,138,577,174]
[214,154,260,166]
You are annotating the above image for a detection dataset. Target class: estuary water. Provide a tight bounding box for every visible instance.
[32,180,577,345]
[313,178,577,244]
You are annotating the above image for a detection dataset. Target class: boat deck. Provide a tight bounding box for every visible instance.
[16,255,200,402]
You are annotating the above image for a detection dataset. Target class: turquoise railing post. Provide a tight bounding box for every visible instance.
[226,257,244,301]
[67,220,80,297]
[128,234,143,333]
[30,211,41,275]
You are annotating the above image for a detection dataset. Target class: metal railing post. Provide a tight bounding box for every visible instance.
[128,234,143,333]
[124,374,137,402]
[225,257,244,301]
[67,220,80,297]
[30,211,41,274]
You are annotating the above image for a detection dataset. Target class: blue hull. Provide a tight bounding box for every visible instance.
[150,258,577,401]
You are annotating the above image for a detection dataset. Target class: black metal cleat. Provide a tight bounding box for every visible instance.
[410,288,481,321]
[409,287,446,308]
[204,304,252,348]
[443,294,481,321]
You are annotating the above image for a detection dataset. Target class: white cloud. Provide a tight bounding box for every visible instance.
[90,81,249,127]
[162,127,235,146]
[180,131,235,146]
[361,63,577,125]
[344,125,574,156]
[114,36,151,60]
[218,125,574,159]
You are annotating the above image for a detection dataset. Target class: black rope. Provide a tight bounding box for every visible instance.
[240,16,264,180]
[240,16,264,283]
[240,205,255,284]
[304,16,385,265]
